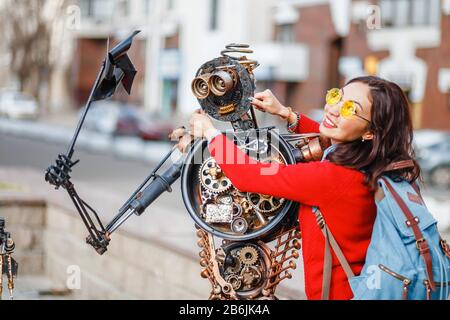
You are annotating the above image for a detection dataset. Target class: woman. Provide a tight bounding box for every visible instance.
[178,76,421,300]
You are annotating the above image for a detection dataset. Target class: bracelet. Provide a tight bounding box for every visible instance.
[279,106,292,120]
[287,111,300,133]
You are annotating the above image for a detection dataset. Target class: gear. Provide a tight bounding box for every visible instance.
[245,155,285,214]
[238,246,259,265]
[231,203,243,217]
[199,157,232,193]
[225,255,242,274]
[239,265,262,289]
[246,192,284,214]
[225,274,242,291]
[231,188,247,198]
[200,187,214,203]
[217,194,233,205]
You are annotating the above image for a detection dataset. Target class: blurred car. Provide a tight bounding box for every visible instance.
[413,129,449,150]
[414,130,450,189]
[81,101,173,140]
[0,90,38,119]
[138,117,174,141]
[82,101,117,134]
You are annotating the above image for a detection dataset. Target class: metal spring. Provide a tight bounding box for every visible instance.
[221,43,259,69]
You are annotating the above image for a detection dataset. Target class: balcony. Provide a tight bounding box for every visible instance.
[159,49,181,80]
[76,0,147,38]
[252,42,309,82]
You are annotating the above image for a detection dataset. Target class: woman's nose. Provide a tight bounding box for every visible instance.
[325,103,340,117]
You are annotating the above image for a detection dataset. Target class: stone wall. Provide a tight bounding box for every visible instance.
[1,198,210,299]
[0,199,46,276]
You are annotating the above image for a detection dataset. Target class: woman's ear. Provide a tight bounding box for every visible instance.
[362,131,374,141]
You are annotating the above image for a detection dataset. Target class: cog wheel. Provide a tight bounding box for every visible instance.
[238,246,259,265]
[200,188,214,203]
[216,194,233,205]
[199,157,232,193]
[231,188,247,198]
[246,192,284,214]
[231,203,243,217]
[239,265,262,289]
[225,274,242,291]
[225,255,242,274]
[245,155,285,214]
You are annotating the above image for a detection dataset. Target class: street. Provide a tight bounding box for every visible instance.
[0,133,186,213]
[2,130,448,205]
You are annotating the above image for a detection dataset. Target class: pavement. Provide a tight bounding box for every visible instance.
[5,276,74,300]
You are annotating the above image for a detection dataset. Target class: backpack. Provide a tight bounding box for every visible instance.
[314,160,450,300]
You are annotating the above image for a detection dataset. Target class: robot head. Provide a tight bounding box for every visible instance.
[191,44,259,124]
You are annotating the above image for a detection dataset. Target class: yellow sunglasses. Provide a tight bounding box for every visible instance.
[325,88,370,124]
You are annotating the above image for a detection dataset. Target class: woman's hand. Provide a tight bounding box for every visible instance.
[168,126,192,153]
[169,109,218,153]
[251,89,290,119]
[188,109,217,139]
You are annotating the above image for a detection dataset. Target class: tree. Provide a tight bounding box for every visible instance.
[0,0,69,109]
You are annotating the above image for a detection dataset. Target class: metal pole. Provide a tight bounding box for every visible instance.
[66,60,106,159]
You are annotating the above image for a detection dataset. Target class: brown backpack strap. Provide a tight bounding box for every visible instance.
[314,208,355,300]
[408,181,450,262]
[411,181,421,196]
[440,239,450,259]
[381,177,436,291]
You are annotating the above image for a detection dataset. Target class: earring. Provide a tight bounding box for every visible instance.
[361,137,365,142]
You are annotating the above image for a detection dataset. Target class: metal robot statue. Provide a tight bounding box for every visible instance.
[45,35,330,299]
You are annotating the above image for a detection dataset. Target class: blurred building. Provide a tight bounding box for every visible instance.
[47,0,450,129]
[265,0,450,130]
[71,0,289,120]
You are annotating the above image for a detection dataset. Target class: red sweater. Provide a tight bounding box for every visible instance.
[208,114,376,300]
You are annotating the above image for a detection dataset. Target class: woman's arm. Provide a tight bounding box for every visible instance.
[290,112,321,134]
[208,133,354,207]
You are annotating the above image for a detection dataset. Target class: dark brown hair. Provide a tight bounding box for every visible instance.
[327,76,421,190]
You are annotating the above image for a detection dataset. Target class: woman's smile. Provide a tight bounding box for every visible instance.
[323,115,337,129]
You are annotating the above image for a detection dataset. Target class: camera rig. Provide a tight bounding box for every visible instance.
[45,35,329,299]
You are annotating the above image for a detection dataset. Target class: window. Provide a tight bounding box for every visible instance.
[379,0,440,27]
[144,0,151,15]
[80,0,114,21]
[275,24,295,43]
[80,0,94,17]
[117,0,129,17]
[210,0,219,31]
[167,0,174,10]
[162,80,178,118]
